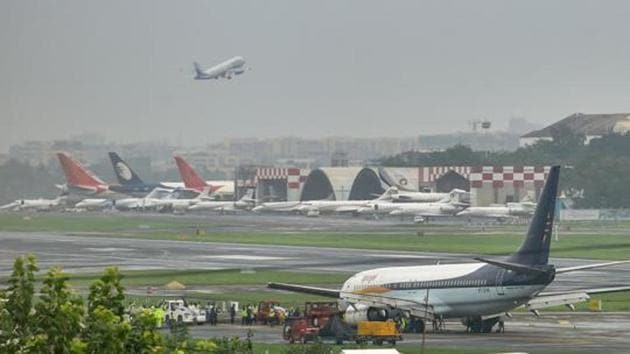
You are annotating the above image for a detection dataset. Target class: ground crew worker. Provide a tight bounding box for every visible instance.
[229,304,236,324]
[154,306,164,328]
[241,307,247,325]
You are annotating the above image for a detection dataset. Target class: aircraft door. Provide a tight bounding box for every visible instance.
[495,269,506,296]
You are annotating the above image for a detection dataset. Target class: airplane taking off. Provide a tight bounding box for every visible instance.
[269,166,630,333]
[108,152,171,197]
[193,57,247,80]
[57,152,112,197]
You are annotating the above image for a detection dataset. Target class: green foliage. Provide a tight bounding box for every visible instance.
[125,308,166,354]
[0,254,38,352]
[32,267,85,354]
[83,306,132,354]
[284,341,338,354]
[88,267,126,317]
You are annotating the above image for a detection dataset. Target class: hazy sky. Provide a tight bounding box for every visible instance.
[2,0,630,151]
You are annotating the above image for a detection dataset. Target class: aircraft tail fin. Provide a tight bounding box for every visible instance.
[108,152,144,185]
[174,156,208,191]
[508,166,560,266]
[377,186,398,200]
[56,152,107,188]
[193,62,204,77]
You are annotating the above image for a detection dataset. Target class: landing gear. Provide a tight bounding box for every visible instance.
[462,316,501,333]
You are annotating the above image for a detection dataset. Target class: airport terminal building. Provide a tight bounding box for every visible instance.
[254,165,549,207]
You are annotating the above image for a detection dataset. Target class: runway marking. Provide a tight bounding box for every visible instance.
[201,255,291,261]
[84,247,135,252]
[367,254,445,259]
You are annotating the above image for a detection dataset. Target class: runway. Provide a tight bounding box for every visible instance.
[1,231,629,295]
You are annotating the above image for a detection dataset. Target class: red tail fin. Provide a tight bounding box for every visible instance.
[57,152,107,188]
[174,156,208,191]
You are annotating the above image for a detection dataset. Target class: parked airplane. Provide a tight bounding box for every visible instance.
[251,201,303,214]
[269,166,630,333]
[457,202,536,221]
[108,152,171,197]
[389,188,469,203]
[187,192,255,213]
[57,152,113,197]
[386,194,468,222]
[293,187,397,216]
[193,57,247,80]
[74,198,113,211]
[173,156,234,199]
[0,196,67,212]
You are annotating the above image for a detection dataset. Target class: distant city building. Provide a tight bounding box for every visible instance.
[520,112,630,147]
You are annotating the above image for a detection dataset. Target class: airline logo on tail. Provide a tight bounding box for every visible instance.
[108,152,145,185]
[173,156,222,194]
[57,152,109,195]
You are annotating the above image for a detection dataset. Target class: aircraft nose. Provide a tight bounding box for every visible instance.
[252,206,263,212]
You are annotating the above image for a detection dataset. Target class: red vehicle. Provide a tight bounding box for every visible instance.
[283,302,347,344]
[256,300,286,325]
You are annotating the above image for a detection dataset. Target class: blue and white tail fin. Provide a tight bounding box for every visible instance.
[508,166,560,266]
[108,152,144,186]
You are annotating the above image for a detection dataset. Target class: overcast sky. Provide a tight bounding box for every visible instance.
[2,0,630,151]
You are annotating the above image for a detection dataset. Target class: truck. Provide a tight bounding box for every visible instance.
[283,302,401,345]
[163,299,206,326]
[256,300,287,325]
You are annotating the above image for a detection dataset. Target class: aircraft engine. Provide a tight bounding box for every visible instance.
[343,303,388,325]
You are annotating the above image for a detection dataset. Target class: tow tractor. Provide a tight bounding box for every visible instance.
[282,302,401,345]
[163,299,206,326]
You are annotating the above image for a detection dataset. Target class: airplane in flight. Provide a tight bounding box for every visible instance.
[193,57,247,80]
[269,166,630,333]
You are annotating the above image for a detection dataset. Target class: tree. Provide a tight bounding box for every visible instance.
[0,254,39,353]
[87,267,126,317]
[30,267,85,354]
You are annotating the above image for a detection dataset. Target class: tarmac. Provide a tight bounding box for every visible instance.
[1,215,630,352]
[184,312,630,353]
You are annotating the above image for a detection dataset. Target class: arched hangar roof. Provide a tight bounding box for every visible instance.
[300,167,384,201]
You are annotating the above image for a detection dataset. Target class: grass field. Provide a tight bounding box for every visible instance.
[1,213,630,260]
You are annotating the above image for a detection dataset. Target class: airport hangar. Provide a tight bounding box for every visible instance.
[251,165,550,207]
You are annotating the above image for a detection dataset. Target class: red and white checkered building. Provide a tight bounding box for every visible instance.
[255,168,310,201]
[415,165,550,206]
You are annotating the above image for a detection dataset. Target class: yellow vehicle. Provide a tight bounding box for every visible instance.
[357,321,401,345]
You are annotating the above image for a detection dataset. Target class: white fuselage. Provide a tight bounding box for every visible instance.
[252,201,302,213]
[295,200,370,214]
[389,202,462,217]
[457,205,534,219]
[340,263,543,318]
[391,192,450,203]
[195,57,246,79]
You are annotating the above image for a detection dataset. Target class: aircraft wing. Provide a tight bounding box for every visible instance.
[555,260,630,274]
[268,282,339,298]
[525,286,630,311]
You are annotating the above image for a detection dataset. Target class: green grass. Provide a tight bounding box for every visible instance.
[2,213,630,260]
[64,268,349,288]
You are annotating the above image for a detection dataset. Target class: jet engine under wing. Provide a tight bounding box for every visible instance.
[341,292,434,320]
[526,286,630,311]
[267,282,340,298]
